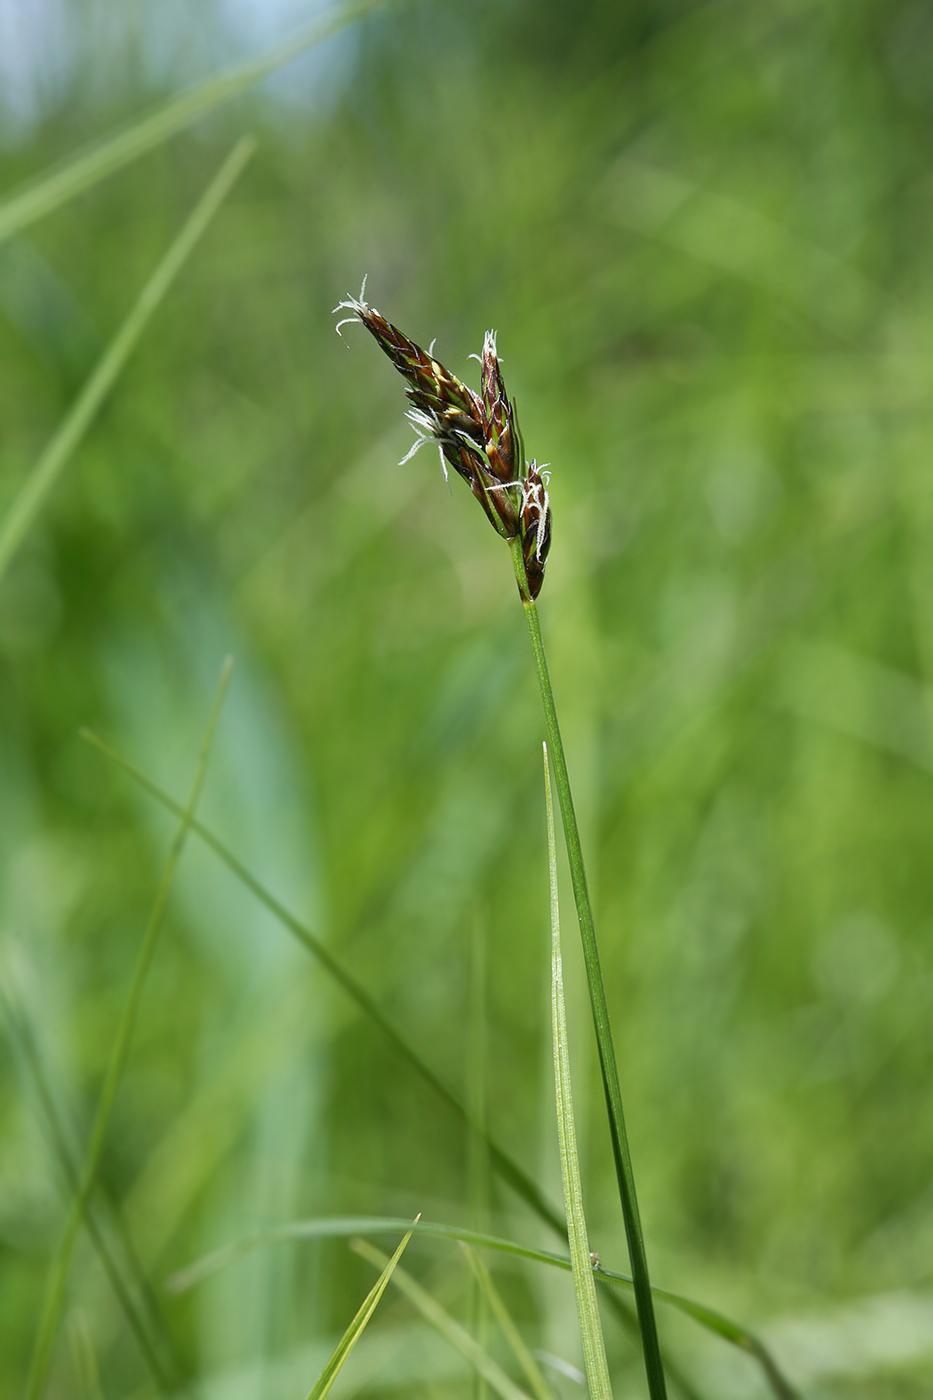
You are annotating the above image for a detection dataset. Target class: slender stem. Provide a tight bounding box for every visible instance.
[509,538,667,1400]
[85,740,797,1400]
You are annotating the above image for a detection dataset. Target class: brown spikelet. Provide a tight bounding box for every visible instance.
[335,282,552,599]
[520,462,552,601]
[480,330,516,485]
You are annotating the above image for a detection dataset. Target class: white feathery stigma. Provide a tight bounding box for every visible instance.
[333,275,371,338]
[399,408,449,483]
[522,461,552,561]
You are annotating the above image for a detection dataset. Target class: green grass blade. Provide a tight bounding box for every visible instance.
[305,1221,416,1400]
[23,658,234,1400]
[168,1217,576,1293]
[468,912,489,1231]
[0,978,178,1388]
[86,737,795,1400]
[79,728,566,1239]
[544,743,613,1400]
[0,0,390,245]
[468,913,490,1400]
[460,1245,555,1400]
[0,140,253,590]
[67,1314,104,1400]
[510,536,667,1400]
[169,1216,795,1399]
[352,1239,532,1400]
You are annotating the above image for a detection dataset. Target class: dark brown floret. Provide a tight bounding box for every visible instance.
[335,285,552,598]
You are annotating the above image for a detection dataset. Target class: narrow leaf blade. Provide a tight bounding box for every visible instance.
[460,1244,555,1400]
[0,0,389,244]
[167,1215,795,1400]
[23,659,234,1400]
[544,743,613,1400]
[84,729,794,1400]
[353,1238,532,1400]
[0,140,253,588]
[305,1220,417,1400]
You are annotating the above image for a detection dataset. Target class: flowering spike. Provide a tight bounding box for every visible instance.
[334,288,552,598]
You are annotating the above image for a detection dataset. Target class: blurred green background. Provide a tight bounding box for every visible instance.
[2,1,933,1396]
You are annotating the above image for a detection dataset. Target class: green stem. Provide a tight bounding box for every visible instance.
[509,537,667,1400]
[85,741,797,1400]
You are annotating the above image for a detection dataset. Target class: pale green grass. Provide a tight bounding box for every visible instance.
[0,140,253,587]
[460,1245,555,1400]
[0,0,392,246]
[353,1238,532,1400]
[1,977,177,1384]
[305,1222,416,1400]
[23,659,234,1400]
[169,1216,795,1397]
[544,741,612,1399]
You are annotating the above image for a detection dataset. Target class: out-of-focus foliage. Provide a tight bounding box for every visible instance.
[2,0,933,1395]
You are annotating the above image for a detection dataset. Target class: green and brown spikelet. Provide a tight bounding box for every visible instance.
[335,281,552,600]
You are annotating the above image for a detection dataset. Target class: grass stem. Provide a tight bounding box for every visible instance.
[83,733,797,1400]
[510,536,667,1400]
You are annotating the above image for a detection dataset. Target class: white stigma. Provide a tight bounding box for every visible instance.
[333,275,372,338]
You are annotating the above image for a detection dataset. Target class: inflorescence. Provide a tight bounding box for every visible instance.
[335,281,552,600]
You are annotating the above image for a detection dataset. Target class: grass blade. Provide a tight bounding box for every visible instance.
[168,1217,584,1293]
[305,1220,417,1400]
[23,658,234,1400]
[510,536,667,1400]
[85,738,796,1399]
[0,977,178,1388]
[0,139,253,589]
[0,0,391,245]
[544,743,612,1400]
[460,1244,555,1400]
[79,728,566,1239]
[67,1314,104,1400]
[468,912,490,1400]
[352,1239,532,1400]
[468,912,490,1230]
[169,1216,794,1399]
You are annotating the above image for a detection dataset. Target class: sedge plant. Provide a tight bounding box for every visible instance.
[334,285,668,1400]
[100,744,795,1397]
